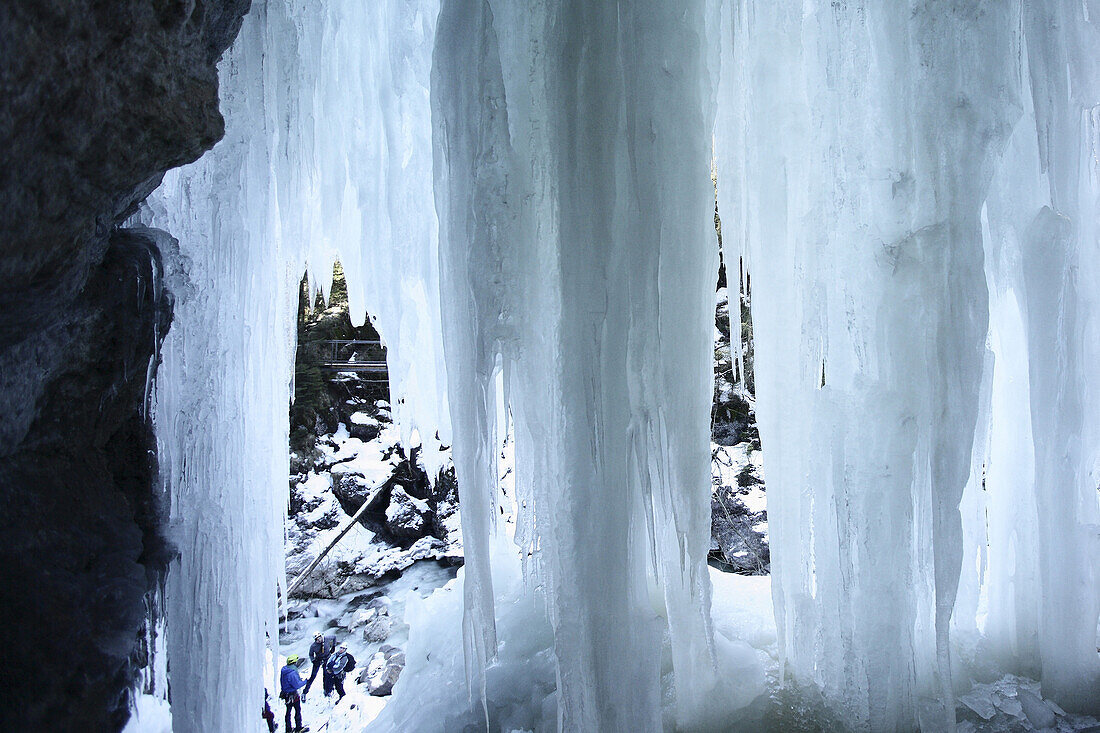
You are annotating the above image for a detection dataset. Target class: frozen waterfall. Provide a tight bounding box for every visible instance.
[142,0,1100,730]
[428,2,723,728]
[715,0,1100,728]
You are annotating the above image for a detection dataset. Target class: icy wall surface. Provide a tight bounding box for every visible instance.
[144,8,296,729]
[974,3,1100,715]
[142,0,1100,729]
[715,0,1100,728]
[430,1,729,729]
[144,1,443,729]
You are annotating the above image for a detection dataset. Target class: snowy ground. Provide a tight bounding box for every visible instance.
[137,355,1100,731]
[275,561,459,732]
[126,402,1100,731]
[129,556,1100,733]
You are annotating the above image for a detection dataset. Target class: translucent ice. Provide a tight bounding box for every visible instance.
[138,0,1100,729]
[143,1,444,729]
[714,0,1100,727]
[430,2,725,727]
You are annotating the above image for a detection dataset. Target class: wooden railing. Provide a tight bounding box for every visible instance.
[320,340,388,379]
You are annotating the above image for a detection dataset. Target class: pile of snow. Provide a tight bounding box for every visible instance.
[369,551,776,733]
[122,695,171,733]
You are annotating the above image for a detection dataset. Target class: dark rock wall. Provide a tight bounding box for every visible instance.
[0,2,248,729]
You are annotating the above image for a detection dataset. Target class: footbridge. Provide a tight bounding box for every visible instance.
[320,339,388,382]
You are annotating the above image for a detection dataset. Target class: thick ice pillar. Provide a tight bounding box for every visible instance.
[432,1,722,728]
[1016,2,1100,711]
[145,6,292,730]
[964,2,1100,711]
[430,0,510,702]
[973,61,1047,679]
[715,3,1019,729]
[145,0,444,727]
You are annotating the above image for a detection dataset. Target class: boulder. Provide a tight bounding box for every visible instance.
[340,597,391,642]
[346,415,383,443]
[359,645,405,696]
[332,471,384,516]
[362,601,392,643]
[340,607,375,631]
[385,486,429,540]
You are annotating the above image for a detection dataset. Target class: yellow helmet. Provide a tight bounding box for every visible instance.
[287,654,301,666]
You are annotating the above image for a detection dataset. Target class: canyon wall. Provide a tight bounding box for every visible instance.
[0,2,248,728]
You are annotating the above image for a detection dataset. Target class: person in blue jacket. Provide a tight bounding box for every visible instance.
[280,654,308,732]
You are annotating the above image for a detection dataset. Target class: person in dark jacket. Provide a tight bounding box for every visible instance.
[305,631,335,695]
[324,643,356,700]
[261,689,276,732]
[280,655,308,732]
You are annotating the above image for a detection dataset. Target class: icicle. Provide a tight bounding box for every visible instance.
[1014,2,1100,710]
[952,343,993,643]
[731,260,747,394]
[974,45,1048,676]
[142,3,292,728]
[143,0,445,727]
[430,2,509,705]
[430,1,725,728]
[713,2,1022,729]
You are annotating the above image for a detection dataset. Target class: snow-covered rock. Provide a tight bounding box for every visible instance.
[709,444,769,574]
[287,393,464,602]
[340,597,393,643]
[363,612,392,644]
[360,645,406,696]
[385,486,429,540]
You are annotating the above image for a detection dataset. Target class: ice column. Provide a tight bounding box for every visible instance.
[430,1,511,701]
[714,3,1020,729]
[145,6,293,729]
[1014,2,1100,709]
[145,0,444,728]
[959,2,1100,711]
[972,56,1047,677]
[432,1,723,728]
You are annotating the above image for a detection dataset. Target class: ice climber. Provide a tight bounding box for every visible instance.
[324,643,356,700]
[261,689,276,732]
[280,654,308,732]
[305,631,335,695]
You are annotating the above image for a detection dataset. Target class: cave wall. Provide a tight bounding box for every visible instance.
[0,2,248,728]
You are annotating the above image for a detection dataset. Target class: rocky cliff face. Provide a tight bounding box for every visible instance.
[0,2,248,729]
